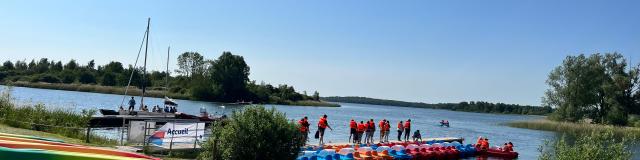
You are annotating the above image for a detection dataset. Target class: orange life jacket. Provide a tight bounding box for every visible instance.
[379,121,385,129]
[318,117,327,128]
[298,119,307,132]
[397,123,403,130]
[357,123,365,132]
[480,140,489,149]
[404,121,411,129]
[350,120,357,129]
[385,123,391,131]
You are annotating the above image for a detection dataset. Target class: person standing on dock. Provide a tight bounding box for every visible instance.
[404,119,411,142]
[378,119,386,143]
[298,117,309,143]
[128,97,136,111]
[384,120,391,142]
[317,115,332,145]
[357,121,365,144]
[366,119,375,144]
[397,121,404,141]
[349,119,357,143]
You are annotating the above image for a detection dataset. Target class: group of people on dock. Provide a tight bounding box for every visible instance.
[119,97,178,113]
[348,119,392,144]
[298,115,424,146]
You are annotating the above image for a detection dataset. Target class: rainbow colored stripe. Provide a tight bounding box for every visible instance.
[0,132,159,160]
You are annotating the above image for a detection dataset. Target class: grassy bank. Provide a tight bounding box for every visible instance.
[507,118,640,139]
[5,81,191,100]
[0,88,117,146]
[287,100,341,107]
[3,81,341,107]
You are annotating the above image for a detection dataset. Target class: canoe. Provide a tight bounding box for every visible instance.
[0,146,149,160]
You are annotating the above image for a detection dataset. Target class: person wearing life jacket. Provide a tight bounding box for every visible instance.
[363,120,371,144]
[378,119,386,143]
[298,118,308,142]
[357,121,366,144]
[403,119,411,142]
[368,119,376,144]
[504,142,514,152]
[317,114,332,145]
[384,120,391,142]
[480,138,490,150]
[475,136,484,148]
[349,119,357,143]
[397,121,404,141]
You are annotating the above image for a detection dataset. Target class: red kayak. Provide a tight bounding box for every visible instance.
[477,148,518,159]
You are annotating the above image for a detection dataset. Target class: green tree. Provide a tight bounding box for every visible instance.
[59,70,75,83]
[208,52,250,102]
[64,59,78,71]
[78,72,96,84]
[51,61,63,72]
[103,61,124,73]
[312,91,320,101]
[199,106,304,160]
[544,53,639,125]
[101,73,117,86]
[176,52,205,77]
[2,61,14,70]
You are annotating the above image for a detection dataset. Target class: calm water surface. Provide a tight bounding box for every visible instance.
[4,86,631,159]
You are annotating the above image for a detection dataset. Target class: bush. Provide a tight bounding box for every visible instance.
[59,70,76,83]
[101,73,116,86]
[78,72,96,84]
[38,74,61,83]
[538,130,633,160]
[199,106,304,160]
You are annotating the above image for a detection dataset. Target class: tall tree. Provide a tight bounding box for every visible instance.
[2,61,14,70]
[209,52,250,102]
[544,53,639,125]
[64,59,78,71]
[176,52,205,77]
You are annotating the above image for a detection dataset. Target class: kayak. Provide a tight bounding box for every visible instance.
[476,148,518,159]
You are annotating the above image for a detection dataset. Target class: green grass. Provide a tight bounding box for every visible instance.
[507,118,640,139]
[0,87,117,146]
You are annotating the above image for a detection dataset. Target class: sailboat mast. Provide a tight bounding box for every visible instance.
[165,46,170,97]
[140,17,150,109]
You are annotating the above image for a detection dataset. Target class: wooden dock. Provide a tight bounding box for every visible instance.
[89,115,212,128]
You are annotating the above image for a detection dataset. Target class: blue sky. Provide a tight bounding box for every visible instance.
[1,0,639,105]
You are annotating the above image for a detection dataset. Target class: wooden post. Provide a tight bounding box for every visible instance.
[193,122,199,149]
[85,125,91,143]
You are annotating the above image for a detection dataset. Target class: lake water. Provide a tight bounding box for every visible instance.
[2,85,631,160]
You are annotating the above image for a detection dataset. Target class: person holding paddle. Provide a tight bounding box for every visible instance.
[315,114,333,146]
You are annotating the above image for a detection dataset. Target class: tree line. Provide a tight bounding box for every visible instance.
[0,52,324,104]
[322,96,553,115]
[544,53,640,126]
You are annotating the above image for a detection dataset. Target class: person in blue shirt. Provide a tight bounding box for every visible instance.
[128,97,136,111]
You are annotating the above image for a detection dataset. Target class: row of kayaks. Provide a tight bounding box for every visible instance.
[298,141,518,160]
[0,132,158,160]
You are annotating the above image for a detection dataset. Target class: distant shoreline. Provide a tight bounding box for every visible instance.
[1,81,340,107]
[322,96,552,115]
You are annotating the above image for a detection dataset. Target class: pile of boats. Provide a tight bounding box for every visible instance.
[0,132,158,160]
[297,141,518,160]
